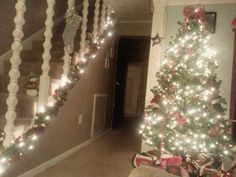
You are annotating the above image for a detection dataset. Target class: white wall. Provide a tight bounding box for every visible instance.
[164,4,236,118]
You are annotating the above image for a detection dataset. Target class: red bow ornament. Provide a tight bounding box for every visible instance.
[232,17,236,29]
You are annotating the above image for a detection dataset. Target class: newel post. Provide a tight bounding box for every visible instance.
[3,0,26,148]
[38,0,56,112]
[143,0,166,151]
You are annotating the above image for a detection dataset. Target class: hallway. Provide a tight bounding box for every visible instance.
[35,119,141,177]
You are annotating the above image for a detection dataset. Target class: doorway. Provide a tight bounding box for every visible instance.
[113,37,150,127]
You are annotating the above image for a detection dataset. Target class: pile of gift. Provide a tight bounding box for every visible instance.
[132,150,234,177]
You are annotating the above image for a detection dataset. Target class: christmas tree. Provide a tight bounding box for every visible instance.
[140,5,233,158]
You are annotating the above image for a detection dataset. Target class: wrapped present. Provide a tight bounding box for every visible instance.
[166,165,182,176]
[132,153,156,168]
[160,155,182,169]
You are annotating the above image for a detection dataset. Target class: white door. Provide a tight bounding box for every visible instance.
[124,65,142,117]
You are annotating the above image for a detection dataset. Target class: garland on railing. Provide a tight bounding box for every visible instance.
[0,10,116,175]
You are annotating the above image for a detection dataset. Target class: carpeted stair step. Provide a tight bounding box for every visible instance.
[32,40,80,52]
[0,75,28,94]
[21,49,64,62]
[4,60,63,79]
[0,93,36,118]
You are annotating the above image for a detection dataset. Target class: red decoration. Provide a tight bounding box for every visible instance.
[173,112,188,126]
[151,94,161,104]
[209,126,220,136]
[160,156,182,169]
[194,5,205,21]
[183,6,194,20]
[183,5,205,22]
[231,17,236,29]
[132,153,155,168]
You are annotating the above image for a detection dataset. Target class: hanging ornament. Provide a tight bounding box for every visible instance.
[183,5,205,22]
[26,72,38,97]
[151,33,163,46]
[172,111,188,126]
[211,95,221,105]
[231,16,236,29]
[209,126,220,137]
[183,6,194,20]
[193,5,205,20]
[151,94,161,104]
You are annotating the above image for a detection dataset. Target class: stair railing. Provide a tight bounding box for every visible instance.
[38,0,56,112]
[0,0,115,173]
[3,0,27,148]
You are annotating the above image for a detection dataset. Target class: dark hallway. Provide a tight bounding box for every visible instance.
[113,37,150,127]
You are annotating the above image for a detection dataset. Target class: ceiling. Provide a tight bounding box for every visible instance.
[110,0,236,22]
[110,0,152,22]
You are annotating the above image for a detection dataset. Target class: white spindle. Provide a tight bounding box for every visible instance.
[92,0,100,42]
[3,0,26,148]
[99,0,108,35]
[79,0,89,57]
[62,0,75,77]
[68,0,75,9]
[38,0,55,111]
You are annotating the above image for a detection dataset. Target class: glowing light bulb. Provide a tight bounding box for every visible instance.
[224,150,229,155]
[107,31,113,37]
[0,166,4,174]
[45,116,50,121]
[48,101,55,107]
[18,142,25,148]
[31,135,38,141]
[0,158,7,163]
[79,69,85,74]
[29,145,34,150]
[91,54,96,59]
[210,144,216,148]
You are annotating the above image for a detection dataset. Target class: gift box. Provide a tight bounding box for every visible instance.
[160,156,183,169]
[166,165,182,176]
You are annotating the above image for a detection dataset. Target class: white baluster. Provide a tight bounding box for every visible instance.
[3,0,26,148]
[92,0,100,42]
[68,0,75,9]
[99,0,108,35]
[38,0,55,111]
[62,0,75,78]
[79,0,89,58]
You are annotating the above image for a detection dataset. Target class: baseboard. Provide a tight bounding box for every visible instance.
[18,128,112,177]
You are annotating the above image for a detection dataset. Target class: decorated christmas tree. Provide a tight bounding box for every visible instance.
[140,5,234,162]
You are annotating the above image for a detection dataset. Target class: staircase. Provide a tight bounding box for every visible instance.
[0,21,80,149]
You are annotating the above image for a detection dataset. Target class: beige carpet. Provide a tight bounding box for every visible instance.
[36,119,141,177]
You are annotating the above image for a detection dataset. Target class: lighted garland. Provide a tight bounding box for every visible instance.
[0,11,116,175]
